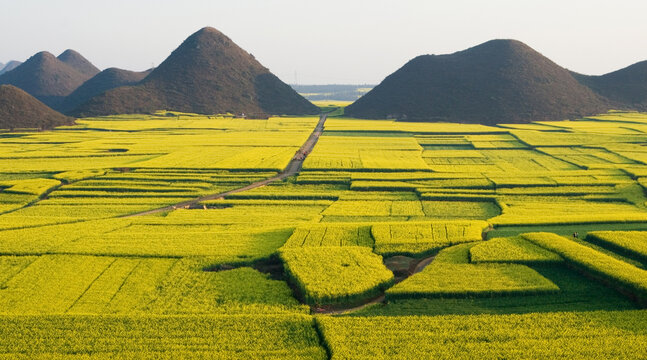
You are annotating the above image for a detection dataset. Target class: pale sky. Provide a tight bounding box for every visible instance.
[1,0,646,84]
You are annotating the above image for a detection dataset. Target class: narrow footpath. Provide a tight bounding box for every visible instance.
[125,114,327,217]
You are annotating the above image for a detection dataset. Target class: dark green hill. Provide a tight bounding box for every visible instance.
[0,85,74,130]
[60,67,152,114]
[74,27,318,117]
[346,40,609,124]
[572,61,647,110]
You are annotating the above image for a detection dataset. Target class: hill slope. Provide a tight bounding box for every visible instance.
[572,61,647,110]
[74,27,318,117]
[346,40,609,124]
[0,61,23,75]
[61,67,152,114]
[0,85,74,130]
[0,52,92,109]
[57,49,100,78]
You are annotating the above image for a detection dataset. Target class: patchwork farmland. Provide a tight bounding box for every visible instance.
[2,110,647,358]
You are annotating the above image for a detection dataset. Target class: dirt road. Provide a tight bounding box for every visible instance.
[125,114,327,217]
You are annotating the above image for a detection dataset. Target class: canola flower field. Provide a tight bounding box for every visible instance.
[1,111,647,358]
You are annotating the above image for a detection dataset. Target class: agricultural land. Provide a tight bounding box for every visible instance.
[1,109,647,358]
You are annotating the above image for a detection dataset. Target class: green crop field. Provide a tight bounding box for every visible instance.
[386,243,560,299]
[2,112,647,358]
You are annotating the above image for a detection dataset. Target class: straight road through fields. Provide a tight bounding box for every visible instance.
[125,113,327,217]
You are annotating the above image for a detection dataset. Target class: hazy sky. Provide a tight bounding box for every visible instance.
[1,0,647,84]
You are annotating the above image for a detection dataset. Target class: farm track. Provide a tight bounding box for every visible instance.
[124,113,328,217]
[318,254,436,315]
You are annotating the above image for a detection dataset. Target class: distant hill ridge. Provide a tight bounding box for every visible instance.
[0,50,97,110]
[73,27,318,117]
[291,84,375,101]
[346,39,610,124]
[0,61,22,75]
[0,85,74,130]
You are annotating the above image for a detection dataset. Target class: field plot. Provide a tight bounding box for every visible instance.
[361,263,637,316]
[60,223,293,259]
[538,146,637,168]
[0,255,307,315]
[386,244,559,299]
[302,135,427,170]
[0,255,125,314]
[0,205,324,260]
[371,220,486,256]
[280,247,394,306]
[225,182,346,200]
[0,314,326,359]
[490,197,647,226]
[141,260,308,315]
[421,199,500,218]
[469,236,563,263]
[282,223,373,248]
[322,200,423,217]
[322,118,500,133]
[318,310,647,359]
[319,198,498,222]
